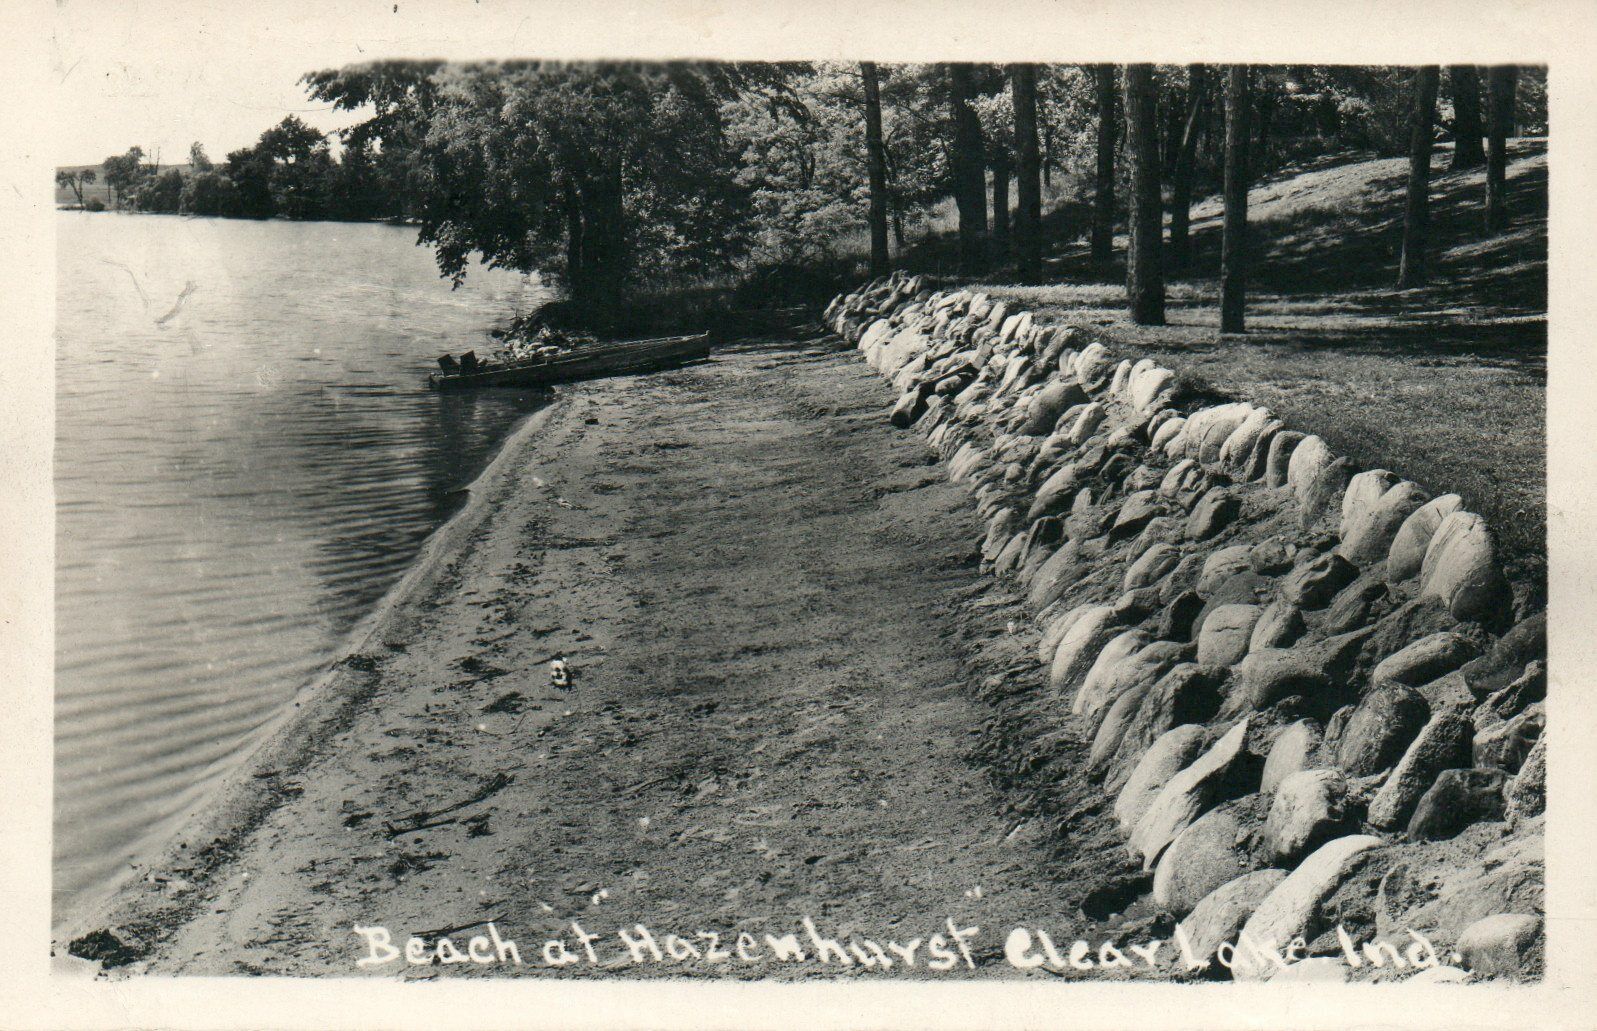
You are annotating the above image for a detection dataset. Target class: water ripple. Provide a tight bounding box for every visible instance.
[54,212,553,928]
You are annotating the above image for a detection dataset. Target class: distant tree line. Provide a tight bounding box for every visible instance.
[79,61,1547,325]
[89,115,417,221]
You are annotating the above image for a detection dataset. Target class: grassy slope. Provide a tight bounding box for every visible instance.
[966,141,1547,599]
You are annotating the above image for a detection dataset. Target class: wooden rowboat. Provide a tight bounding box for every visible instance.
[428,332,711,391]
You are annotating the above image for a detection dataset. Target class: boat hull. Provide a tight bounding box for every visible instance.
[429,333,711,391]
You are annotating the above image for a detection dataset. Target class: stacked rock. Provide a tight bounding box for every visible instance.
[824,275,1546,982]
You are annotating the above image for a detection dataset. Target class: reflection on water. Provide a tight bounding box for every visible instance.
[54,212,553,929]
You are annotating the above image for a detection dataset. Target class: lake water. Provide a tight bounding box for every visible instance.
[54,212,554,930]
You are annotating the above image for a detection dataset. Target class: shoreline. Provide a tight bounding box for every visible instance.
[70,325,1104,978]
[59,396,563,952]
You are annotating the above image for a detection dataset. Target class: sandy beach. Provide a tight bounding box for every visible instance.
[77,323,1112,979]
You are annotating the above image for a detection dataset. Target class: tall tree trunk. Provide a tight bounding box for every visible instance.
[1397,66,1441,288]
[1220,65,1252,333]
[1486,64,1518,234]
[947,63,988,274]
[1124,64,1165,326]
[991,149,1011,263]
[861,61,891,278]
[563,183,588,306]
[1042,111,1054,189]
[1254,84,1275,178]
[1091,63,1118,267]
[1012,63,1043,283]
[1169,63,1207,272]
[1448,65,1486,170]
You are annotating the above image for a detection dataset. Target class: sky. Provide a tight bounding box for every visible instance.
[48,0,879,167]
[50,0,607,166]
[49,0,1567,167]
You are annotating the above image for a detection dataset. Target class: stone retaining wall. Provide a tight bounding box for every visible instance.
[824,271,1547,982]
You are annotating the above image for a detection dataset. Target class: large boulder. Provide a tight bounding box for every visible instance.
[1216,407,1277,472]
[1365,708,1473,829]
[1193,404,1256,465]
[1455,914,1543,980]
[1320,573,1392,635]
[1110,490,1169,541]
[981,509,1023,562]
[1280,551,1357,609]
[1419,511,1511,624]
[1261,719,1323,793]
[1197,546,1256,598]
[1115,724,1210,834]
[1186,489,1243,541]
[1152,800,1267,918]
[1175,869,1288,970]
[1334,684,1430,776]
[1019,379,1089,435]
[1385,493,1464,581]
[1037,602,1093,663]
[1285,434,1335,499]
[1231,835,1386,981]
[1339,479,1429,567]
[1505,737,1547,822]
[1130,365,1177,414]
[1071,629,1151,716]
[1074,342,1113,393]
[1123,543,1182,592]
[1248,600,1306,651]
[1336,469,1399,539]
[1196,604,1263,667]
[1261,768,1355,865]
[1264,431,1305,488]
[1152,417,1187,454]
[1223,629,1370,718]
[1027,540,1092,610]
[1298,457,1355,529]
[1129,718,1256,868]
[1407,767,1508,839]
[1106,664,1223,789]
[1078,640,1191,731]
[1063,402,1107,446]
[1027,461,1082,520]
[1109,359,1134,398]
[1047,606,1124,695]
[1089,680,1157,774]
[1371,632,1481,688]
[1475,701,1543,774]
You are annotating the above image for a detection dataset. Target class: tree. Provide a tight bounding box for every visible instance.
[990,140,1011,265]
[1448,65,1485,170]
[189,142,214,172]
[181,170,237,216]
[1486,64,1518,233]
[1090,64,1117,266]
[1221,65,1252,333]
[860,62,891,277]
[946,63,988,274]
[259,116,334,219]
[1124,64,1164,326]
[310,61,794,305]
[133,168,186,213]
[1168,64,1207,271]
[1397,65,1440,288]
[724,63,871,267]
[102,147,147,209]
[56,168,96,208]
[1011,63,1042,283]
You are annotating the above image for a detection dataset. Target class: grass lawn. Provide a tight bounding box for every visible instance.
[964,140,1547,601]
